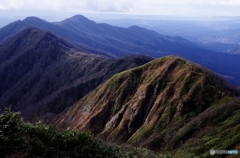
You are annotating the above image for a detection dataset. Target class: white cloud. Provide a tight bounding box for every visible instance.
[87,0,133,12]
[0,3,6,10]
[0,0,132,12]
[0,0,88,12]
[144,0,240,5]
[130,0,240,16]
[0,0,240,16]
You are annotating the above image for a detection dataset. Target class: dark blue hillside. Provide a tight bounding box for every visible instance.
[0,15,240,85]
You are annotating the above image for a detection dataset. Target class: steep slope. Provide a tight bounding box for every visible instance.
[53,56,240,157]
[0,27,151,120]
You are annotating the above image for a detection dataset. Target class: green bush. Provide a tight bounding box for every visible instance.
[0,108,120,158]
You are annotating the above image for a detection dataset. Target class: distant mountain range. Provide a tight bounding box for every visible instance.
[0,15,240,85]
[107,17,240,54]
[0,27,151,120]
[53,56,240,157]
[0,15,198,57]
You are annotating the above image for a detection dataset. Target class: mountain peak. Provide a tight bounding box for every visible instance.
[53,56,240,156]
[70,14,91,20]
[60,14,96,25]
[23,16,46,23]
[0,27,75,67]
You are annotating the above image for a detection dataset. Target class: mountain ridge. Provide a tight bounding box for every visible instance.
[0,27,151,120]
[53,56,240,157]
[1,14,240,85]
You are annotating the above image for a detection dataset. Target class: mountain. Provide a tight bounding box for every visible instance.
[0,15,209,60]
[0,15,240,86]
[53,56,240,157]
[0,27,151,120]
[0,15,198,57]
[121,17,240,54]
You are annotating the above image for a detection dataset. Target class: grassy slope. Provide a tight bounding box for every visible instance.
[53,56,240,157]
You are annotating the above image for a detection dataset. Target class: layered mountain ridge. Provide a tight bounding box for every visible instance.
[0,15,199,57]
[1,14,240,85]
[53,56,240,157]
[0,27,151,120]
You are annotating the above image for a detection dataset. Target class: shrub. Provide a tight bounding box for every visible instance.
[0,108,120,158]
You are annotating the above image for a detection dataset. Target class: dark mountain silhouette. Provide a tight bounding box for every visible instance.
[0,15,240,85]
[53,56,240,157]
[0,27,151,120]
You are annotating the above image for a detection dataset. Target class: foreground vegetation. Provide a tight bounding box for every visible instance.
[1,103,240,158]
[0,108,117,157]
[0,108,172,158]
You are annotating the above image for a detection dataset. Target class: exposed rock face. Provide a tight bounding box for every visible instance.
[53,56,240,156]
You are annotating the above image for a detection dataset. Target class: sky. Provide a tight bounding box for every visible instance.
[0,0,240,20]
